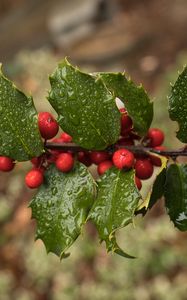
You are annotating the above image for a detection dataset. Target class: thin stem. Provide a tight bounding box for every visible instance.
[45,142,187,157]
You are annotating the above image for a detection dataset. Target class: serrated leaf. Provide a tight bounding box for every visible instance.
[0,66,43,161]
[29,163,96,257]
[165,164,187,231]
[48,59,120,150]
[99,73,153,135]
[168,66,187,143]
[88,167,141,258]
[137,155,168,211]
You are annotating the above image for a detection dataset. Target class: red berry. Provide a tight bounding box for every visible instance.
[31,156,42,167]
[135,159,153,180]
[147,128,164,147]
[90,151,110,165]
[117,137,134,146]
[112,149,134,170]
[97,160,113,175]
[149,146,167,166]
[52,138,63,144]
[31,157,39,166]
[154,146,167,152]
[77,152,92,167]
[38,112,59,139]
[149,154,162,167]
[49,150,60,158]
[32,166,46,175]
[121,114,133,136]
[135,176,142,190]
[55,153,74,172]
[0,156,15,172]
[60,132,72,143]
[25,169,43,189]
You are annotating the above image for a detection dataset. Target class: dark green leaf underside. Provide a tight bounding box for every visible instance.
[48,59,120,150]
[168,66,187,143]
[88,167,141,258]
[30,163,96,257]
[99,73,153,136]
[0,66,43,161]
[165,164,187,231]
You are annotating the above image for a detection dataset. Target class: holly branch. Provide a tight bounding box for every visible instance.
[45,142,187,158]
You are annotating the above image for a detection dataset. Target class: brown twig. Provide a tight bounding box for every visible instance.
[45,142,187,158]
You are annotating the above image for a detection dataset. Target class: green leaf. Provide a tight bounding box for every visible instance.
[29,163,96,257]
[99,72,153,136]
[168,66,187,143]
[0,66,43,161]
[48,58,120,150]
[88,167,141,258]
[165,164,187,231]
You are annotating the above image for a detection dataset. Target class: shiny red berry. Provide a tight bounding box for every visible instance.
[0,156,15,172]
[97,160,113,175]
[147,128,164,147]
[121,113,133,136]
[112,149,134,170]
[55,153,74,172]
[135,159,153,180]
[135,176,142,190]
[60,132,72,143]
[38,112,59,139]
[25,169,43,189]
[90,151,110,165]
[77,152,92,167]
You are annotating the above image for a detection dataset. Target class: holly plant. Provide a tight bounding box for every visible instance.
[0,58,187,259]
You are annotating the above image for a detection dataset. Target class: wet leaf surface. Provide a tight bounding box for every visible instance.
[88,167,141,258]
[165,164,187,231]
[168,66,187,143]
[48,59,120,150]
[99,72,153,136]
[30,163,96,257]
[0,66,43,161]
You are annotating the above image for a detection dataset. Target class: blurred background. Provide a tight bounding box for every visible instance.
[1,0,187,299]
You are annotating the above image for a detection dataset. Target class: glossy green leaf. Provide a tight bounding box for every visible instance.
[29,163,96,257]
[48,58,120,150]
[99,72,153,135]
[88,167,141,258]
[0,66,43,161]
[165,164,187,231]
[168,66,187,143]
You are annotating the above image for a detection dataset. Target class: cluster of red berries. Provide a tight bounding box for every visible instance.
[106,108,165,190]
[25,112,74,189]
[0,109,165,191]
